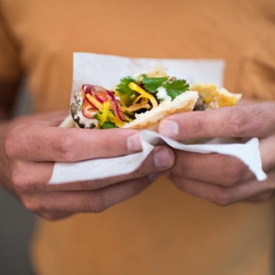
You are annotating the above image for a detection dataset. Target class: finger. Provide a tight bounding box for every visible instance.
[14,146,174,192]
[53,145,175,192]
[158,102,275,140]
[259,135,275,172]
[36,110,71,126]
[169,169,275,206]
[14,110,70,127]
[169,150,254,186]
[8,161,54,194]
[5,121,141,162]
[37,211,73,221]
[21,176,152,214]
[246,190,275,203]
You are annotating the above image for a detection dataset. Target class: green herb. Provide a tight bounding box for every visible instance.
[94,112,100,121]
[116,76,136,96]
[116,74,189,103]
[142,76,168,93]
[141,75,189,100]
[163,79,189,99]
[94,113,117,128]
[102,122,116,129]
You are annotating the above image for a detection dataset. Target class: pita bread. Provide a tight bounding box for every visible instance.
[122,91,198,130]
[60,114,78,128]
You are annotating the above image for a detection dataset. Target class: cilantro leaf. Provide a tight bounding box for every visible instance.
[94,112,100,121]
[102,122,117,129]
[163,79,189,99]
[141,76,168,94]
[116,76,136,95]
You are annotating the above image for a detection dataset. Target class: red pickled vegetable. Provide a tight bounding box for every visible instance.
[107,91,125,121]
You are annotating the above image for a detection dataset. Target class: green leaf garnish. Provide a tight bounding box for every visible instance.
[116,76,136,95]
[102,122,117,129]
[163,79,189,99]
[141,74,189,99]
[116,73,189,104]
[94,112,100,120]
[141,76,169,93]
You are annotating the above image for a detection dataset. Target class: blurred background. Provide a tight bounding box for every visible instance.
[0,78,36,275]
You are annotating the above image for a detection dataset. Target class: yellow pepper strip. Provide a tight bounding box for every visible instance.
[107,110,125,127]
[86,93,102,110]
[95,101,110,128]
[133,95,143,104]
[120,103,151,113]
[115,91,131,107]
[128,82,158,109]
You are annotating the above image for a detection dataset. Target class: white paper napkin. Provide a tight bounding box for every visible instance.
[49,130,267,184]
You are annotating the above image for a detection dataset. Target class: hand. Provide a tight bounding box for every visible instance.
[0,110,175,220]
[158,101,275,205]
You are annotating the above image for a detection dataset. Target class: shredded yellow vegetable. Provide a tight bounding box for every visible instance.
[95,101,110,128]
[86,94,103,110]
[128,82,158,109]
[107,110,125,127]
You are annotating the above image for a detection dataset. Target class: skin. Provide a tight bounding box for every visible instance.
[2,81,275,219]
[158,101,275,206]
[0,82,175,220]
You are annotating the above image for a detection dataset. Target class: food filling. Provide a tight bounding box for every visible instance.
[70,69,242,129]
[71,71,190,129]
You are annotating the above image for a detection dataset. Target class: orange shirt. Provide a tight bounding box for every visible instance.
[1,0,275,274]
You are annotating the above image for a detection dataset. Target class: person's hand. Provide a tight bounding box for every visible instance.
[158,101,275,205]
[0,110,175,220]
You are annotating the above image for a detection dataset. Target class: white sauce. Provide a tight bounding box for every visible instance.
[77,112,98,128]
[156,86,171,101]
[73,91,98,128]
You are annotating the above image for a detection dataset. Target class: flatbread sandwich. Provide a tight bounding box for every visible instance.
[61,66,242,130]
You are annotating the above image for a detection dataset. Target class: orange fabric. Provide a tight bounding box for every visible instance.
[32,180,275,275]
[0,6,22,81]
[0,0,275,274]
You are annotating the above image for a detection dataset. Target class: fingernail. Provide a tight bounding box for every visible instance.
[159,120,178,138]
[127,133,142,152]
[154,148,174,169]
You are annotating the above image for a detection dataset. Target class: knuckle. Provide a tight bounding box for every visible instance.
[77,180,96,190]
[132,167,147,179]
[78,179,110,190]
[171,152,189,176]
[56,135,76,162]
[226,108,248,137]
[221,158,246,186]
[190,114,205,136]
[10,170,31,193]
[3,129,19,159]
[21,196,40,212]
[214,189,233,207]
[176,159,188,175]
[84,193,105,213]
